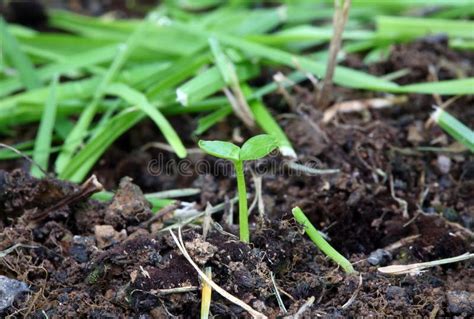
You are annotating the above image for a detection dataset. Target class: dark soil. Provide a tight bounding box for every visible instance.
[0,13,473,319]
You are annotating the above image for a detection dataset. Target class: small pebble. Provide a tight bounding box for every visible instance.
[368,249,392,266]
[94,225,127,249]
[70,235,95,263]
[386,286,407,301]
[437,155,451,174]
[0,275,29,312]
[447,290,474,315]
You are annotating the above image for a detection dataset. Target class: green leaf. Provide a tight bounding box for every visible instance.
[398,78,474,95]
[195,106,233,135]
[377,16,474,40]
[209,37,236,85]
[176,63,259,106]
[31,75,59,177]
[49,10,204,56]
[55,18,149,174]
[240,134,278,161]
[243,84,297,158]
[59,109,145,182]
[170,21,398,92]
[146,53,210,99]
[0,17,40,89]
[106,83,187,158]
[0,141,33,160]
[0,44,122,98]
[198,140,240,161]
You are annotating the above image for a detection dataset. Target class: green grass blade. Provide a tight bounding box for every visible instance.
[176,63,259,106]
[0,17,40,89]
[0,145,62,160]
[146,53,210,99]
[228,7,285,35]
[195,106,233,135]
[432,108,474,152]
[377,16,474,40]
[171,21,398,91]
[247,26,374,45]
[209,37,236,85]
[54,116,74,140]
[199,7,283,35]
[0,77,98,112]
[0,75,179,126]
[106,83,187,158]
[0,44,118,98]
[430,4,474,19]
[0,141,34,160]
[118,61,171,90]
[215,32,398,91]
[55,19,147,174]
[209,36,256,126]
[450,38,474,50]
[171,21,474,95]
[193,71,306,137]
[49,10,204,56]
[0,59,183,117]
[292,206,355,274]
[59,109,145,182]
[15,31,168,64]
[31,75,59,177]
[49,10,135,39]
[399,78,474,95]
[54,45,127,173]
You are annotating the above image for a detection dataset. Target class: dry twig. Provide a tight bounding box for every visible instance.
[389,175,409,219]
[28,175,103,223]
[378,252,473,275]
[316,0,352,109]
[323,96,407,123]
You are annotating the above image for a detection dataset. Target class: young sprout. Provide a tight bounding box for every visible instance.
[199,134,279,242]
[292,206,355,274]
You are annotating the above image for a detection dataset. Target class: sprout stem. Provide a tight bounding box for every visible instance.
[235,160,250,242]
[292,206,355,274]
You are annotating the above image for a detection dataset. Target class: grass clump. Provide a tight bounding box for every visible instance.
[199,134,279,242]
[1,2,473,183]
[292,206,355,274]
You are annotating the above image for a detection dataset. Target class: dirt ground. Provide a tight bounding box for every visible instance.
[0,10,473,319]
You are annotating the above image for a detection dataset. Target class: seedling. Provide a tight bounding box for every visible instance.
[292,206,355,274]
[199,134,279,242]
